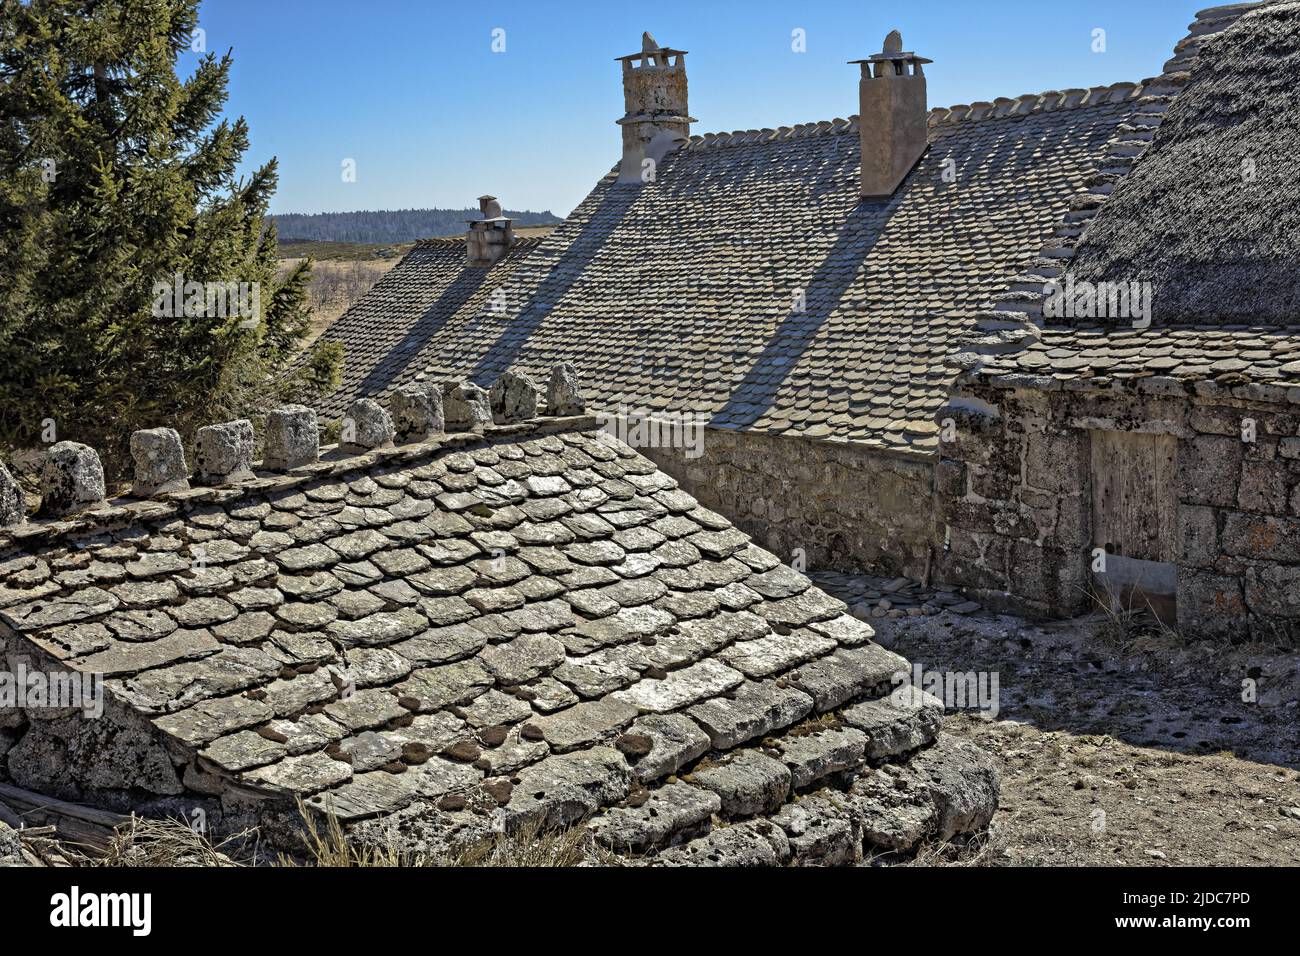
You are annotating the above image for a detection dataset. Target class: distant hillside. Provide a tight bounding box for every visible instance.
[268,207,563,244]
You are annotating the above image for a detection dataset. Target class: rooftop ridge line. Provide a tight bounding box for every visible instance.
[411,234,548,251]
[0,366,596,551]
[0,414,598,555]
[683,80,1150,152]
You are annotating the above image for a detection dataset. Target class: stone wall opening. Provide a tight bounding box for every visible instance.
[936,377,1300,647]
[1088,430,1179,624]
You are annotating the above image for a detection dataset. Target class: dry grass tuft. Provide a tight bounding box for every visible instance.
[93,815,250,867]
[283,799,608,868]
[277,798,422,867]
[444,819,611,868]
[903,828,1006,867]
[1083,586,1183,649]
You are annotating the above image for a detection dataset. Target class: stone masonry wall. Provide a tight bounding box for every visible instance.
[642,427,936,580]
[935,379,1300,646]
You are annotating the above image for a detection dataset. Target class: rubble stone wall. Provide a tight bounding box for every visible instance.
[642,428,937,580]
[935,378,1300,646]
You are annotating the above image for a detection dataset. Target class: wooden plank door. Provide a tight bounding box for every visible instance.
[1089,430,1178,621]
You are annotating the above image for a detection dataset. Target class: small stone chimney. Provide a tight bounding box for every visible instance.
[616,32,696,184]
[850,31,931,198]
[466,195,514,267]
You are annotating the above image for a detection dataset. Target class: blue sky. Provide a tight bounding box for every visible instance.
[199,0,1205,217]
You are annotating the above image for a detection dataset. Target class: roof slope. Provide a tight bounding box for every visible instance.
[962,324,1300,399]
[1068,1,1300,327]
[314,237,543,420]
[0,416,994,861]
[323,89,1141,453]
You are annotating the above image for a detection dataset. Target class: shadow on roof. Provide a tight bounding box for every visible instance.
[467,182,641,386]
[354,262,494,400]
[707,191,900,429]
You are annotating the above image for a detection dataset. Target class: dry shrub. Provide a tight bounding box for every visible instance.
[282,799,608,868]
[902,828,1006,867]
[93,815,249,867]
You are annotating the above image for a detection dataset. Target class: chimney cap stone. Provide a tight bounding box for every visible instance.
[849,30,932,67]
[616,32,687,62]
[475,195,506,221]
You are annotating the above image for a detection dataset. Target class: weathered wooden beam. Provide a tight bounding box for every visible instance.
[0,783,128,853]
[0,783,129,828]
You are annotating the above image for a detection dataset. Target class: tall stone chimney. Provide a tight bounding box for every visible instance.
[849,31,931,198]
[615,32,696,184]
[466,194,514,267]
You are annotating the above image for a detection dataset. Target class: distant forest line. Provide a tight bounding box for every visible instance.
[268,207,564,244]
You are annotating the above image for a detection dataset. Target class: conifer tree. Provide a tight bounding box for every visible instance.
[0,0,340,468]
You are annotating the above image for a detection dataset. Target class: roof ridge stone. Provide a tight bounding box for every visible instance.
[0,370,596,550]
[683,79,1148,152]
[412,235,547,251]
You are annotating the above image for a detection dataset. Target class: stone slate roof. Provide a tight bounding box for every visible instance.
[314,237,544,420]
[1067,1,1300,327]
[313,86,1146,453]
[966,324,1300,400]
[0,417,994,862]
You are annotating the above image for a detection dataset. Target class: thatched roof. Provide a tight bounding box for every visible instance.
[1068,1,1300,326]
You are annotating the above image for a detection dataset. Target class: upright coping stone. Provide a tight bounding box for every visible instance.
[443,381,492,433]
[39,442,106,517]
[547,362,586,416]
[130,427,191,497]
[490,369,540,424]
[195,419,256,485]
[0,462,24,528]
[341,397,396,454]
[389,382,444,444]
[264,405,319,471]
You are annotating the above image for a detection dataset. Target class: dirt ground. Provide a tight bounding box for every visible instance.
[855,602,1300,866]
